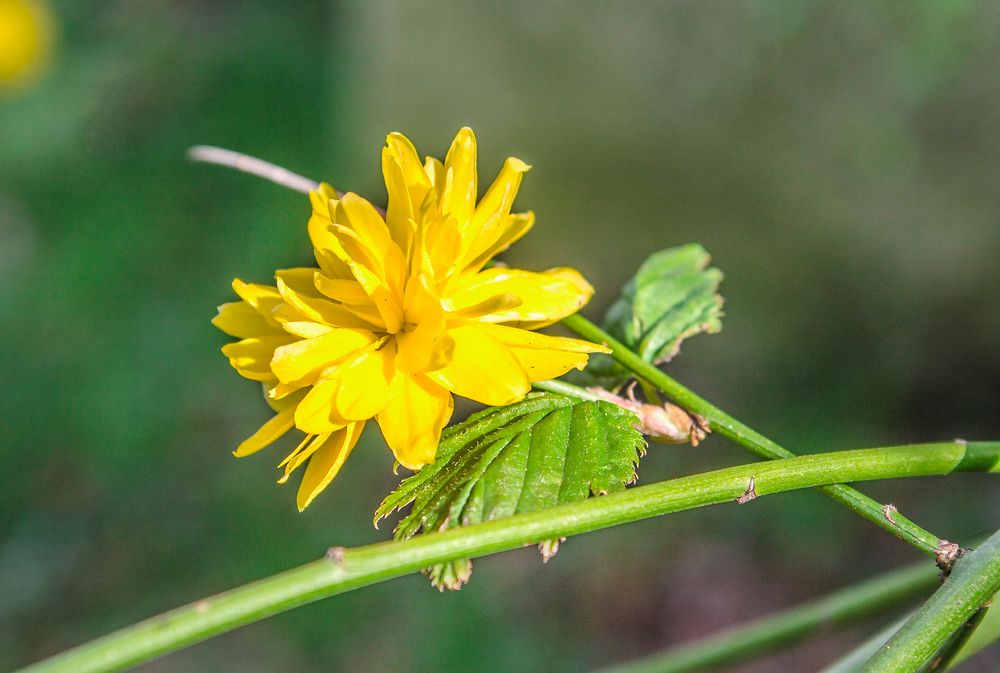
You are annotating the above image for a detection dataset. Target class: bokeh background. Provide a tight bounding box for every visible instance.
[2,1,999,671]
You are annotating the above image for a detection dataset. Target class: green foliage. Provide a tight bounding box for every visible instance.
[376,393,646,589]
[583,244,724,388]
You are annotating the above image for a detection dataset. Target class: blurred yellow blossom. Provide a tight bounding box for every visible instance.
[0,0,54,89]
[215,128,608,510]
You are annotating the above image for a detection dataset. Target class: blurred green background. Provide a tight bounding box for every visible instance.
[2,1,998,671]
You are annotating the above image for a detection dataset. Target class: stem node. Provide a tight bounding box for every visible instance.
[934,540,966,575]
[736,476,757,504]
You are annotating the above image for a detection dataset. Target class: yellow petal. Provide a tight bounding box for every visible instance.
[395,325,454,375]
[327,196,407,330]
[335,193,399,267]
[464,157,530,259]
[386,132,432,198]
[234,407,295,457]
[441,127,478,225]
[332,195,409,302]
[265,385,306,412]
[382,150,414,252]
[423,155,446,203]
[393,273,455,373]
[463,210,535,274]
[340,302,390,331]
[213,301,274,338]
[479,322,610,353]
[232,279,283,318]
[275,266,317,289]
[478,323,610,382]
[313,272,370,305]
[275,269,384,331]
[421,213,464,281]
[295,423,364,511]
[294,379,349,434]
[446,292,522,320]
[312,271,385,327]
[222,334,296,380]
[382,133,431,252]
[309,182,339,211]
[331,347,397,420]
[268,301,309,325]
[270,329,377,386]
[508,349,590,383]
[278,432,321,475]
[376,374,453,469]
[427,323,530,406]
[281,321,334,339]
[308,184,352,279]
[445,267,594,328]
[471,157,530,228]
[342,258,404,334]
[268,380,306,401]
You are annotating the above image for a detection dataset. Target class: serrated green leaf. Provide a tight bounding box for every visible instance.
[375,392,646,589]
[583,244,724,388]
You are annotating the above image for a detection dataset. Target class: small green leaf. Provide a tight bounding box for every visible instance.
[375,392,646,589]
[585,244,724,387]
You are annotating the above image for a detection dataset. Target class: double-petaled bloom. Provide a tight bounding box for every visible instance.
[214,129,608,509]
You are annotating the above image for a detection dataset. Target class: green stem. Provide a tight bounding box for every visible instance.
[921,603,989,672]
[638,377,664,405]
[595,560,940,673]
[561,313,958,558]
[816,594,1000,672]
[17,443,999,673]
[858,527,1000,673]
[532,378,607,402]
[950,583,1000,667]
[818,615,912,673]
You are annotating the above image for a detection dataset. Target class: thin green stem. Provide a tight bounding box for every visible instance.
[561,313,958,558]
[859,527,1000,672]
[638,377,664,405]
[532,378,607,402]
[16,443,999,673]
[595,560,940,673]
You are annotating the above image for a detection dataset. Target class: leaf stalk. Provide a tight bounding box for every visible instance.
[560,313,967,560]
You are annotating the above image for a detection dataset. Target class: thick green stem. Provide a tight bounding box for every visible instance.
[950,585,1000,667]
[858,527,1000,673]
[818,592,1000,672]
[17,443,999,673]
[560,313,961,558]
[595,560,940,673]
[922,603,989,672]
[818,615,912,673]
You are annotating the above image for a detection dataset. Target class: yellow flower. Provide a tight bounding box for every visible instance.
[214,128,609,510]
[0,0,54,90]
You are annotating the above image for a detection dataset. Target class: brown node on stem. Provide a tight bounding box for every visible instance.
[934,540,966,575]
[736,476,757,504]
